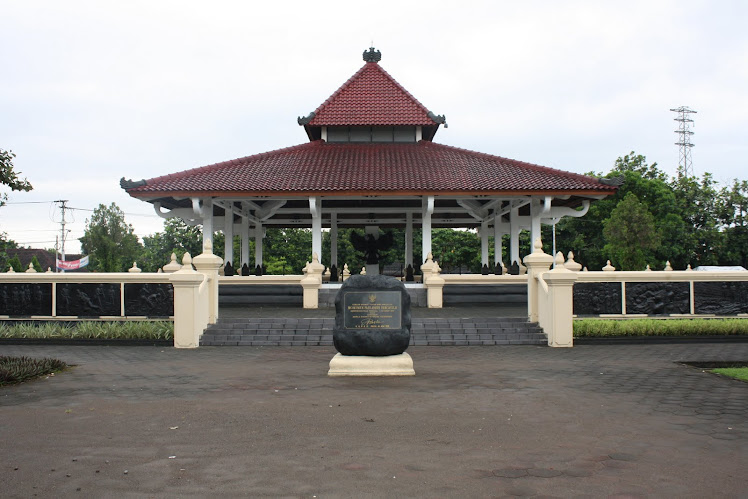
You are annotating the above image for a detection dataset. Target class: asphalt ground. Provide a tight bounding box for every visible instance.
[1,343,747,498]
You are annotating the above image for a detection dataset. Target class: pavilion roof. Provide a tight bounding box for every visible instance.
[303,60,439,127]
[124,141,617,198]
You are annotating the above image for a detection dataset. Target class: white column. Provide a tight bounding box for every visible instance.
[254,223,263,268]
[530,198,542,251]
[310,196,322,259]
[421,196,434,263]
[330,212,338,268]
[510,205,520,265]
[240,217,250,268]
[202,198,213,250]
[480,220,489,266]
[224,207,234,266]
[405,212,413,266]
[494,218,504,265]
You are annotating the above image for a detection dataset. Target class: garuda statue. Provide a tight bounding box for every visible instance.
[350,231,394,264]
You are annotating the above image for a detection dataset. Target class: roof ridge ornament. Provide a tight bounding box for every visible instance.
[120,177,146,190]
[427,111,448,128]
[363,47,381,63]
[599,175,624,187]
[297,111,316,126]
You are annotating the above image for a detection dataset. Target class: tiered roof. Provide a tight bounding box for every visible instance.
[305,60,437,126]
[126,141,616,198]
[123,48,616,203]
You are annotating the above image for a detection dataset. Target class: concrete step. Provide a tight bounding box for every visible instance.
[442,284,527,306]
[200,316,546,346]
[219,285,303,306]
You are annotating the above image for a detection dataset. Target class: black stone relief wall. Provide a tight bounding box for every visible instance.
[625,282,690,315]
[56,283,121,317]
[0,283,53,316]
[694,281,748,315]
[573,282,622,315]
[124,283,174,317]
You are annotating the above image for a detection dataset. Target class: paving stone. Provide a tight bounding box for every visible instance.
[493,468,529,478]
[527,469,563,478]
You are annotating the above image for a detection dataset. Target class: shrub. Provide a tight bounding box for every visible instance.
[0,356,67,385]
[574,318,748,337]
[0,321,173,340]
[7,254,22,272]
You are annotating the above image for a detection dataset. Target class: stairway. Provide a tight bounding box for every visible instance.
[200,316,546,346]
[442,283,527,306]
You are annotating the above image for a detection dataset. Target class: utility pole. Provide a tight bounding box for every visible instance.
[55,200,69,272]
[670,106,697,178]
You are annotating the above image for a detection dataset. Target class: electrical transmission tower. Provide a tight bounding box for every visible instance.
[670,106,697,177]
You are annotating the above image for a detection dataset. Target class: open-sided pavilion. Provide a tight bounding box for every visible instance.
[122,48,618,274]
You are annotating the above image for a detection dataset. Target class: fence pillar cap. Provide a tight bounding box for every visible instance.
[523,238,554,267]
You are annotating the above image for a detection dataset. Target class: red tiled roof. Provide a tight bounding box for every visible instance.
[126,141,617,197]
[306,62,436,126]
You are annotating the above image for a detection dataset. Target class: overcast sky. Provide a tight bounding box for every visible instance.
[1,0,746,256]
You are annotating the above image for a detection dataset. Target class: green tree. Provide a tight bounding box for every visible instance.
[555,152,682,270]
[603,192,661,270]
[141,218,203,272]
[264,228,312,274]
[7,254,23,272]
[718,179,748,267]
[671,170,723,267]
[0,234,18,271]
[0,149,33,206]
[79,203,143,272]
[30,255,43,272]
[432,229,482,273]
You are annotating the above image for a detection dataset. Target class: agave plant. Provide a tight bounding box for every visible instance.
[0,356,68,385]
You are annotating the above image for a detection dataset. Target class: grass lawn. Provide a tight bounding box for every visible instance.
[710,367,748,382]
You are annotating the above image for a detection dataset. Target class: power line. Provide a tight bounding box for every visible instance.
[66,206,157,217]
[2,200,56,205]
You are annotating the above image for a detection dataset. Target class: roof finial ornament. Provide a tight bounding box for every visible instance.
[363,47,381,63]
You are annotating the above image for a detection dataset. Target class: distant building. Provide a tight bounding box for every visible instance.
[7,248,89,273]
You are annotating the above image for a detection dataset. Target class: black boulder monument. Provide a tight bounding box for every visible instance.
[333,274,411,356]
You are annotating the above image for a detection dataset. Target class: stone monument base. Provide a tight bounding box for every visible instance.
[328,352,415,377]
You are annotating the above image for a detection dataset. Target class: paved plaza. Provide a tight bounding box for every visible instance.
[1,342,747,497]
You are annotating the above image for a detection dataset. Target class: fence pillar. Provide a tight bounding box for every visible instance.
[301,253,325,309]
[192,240,223,324]
[422,253,444,308]
[543,252,578,347]
[169,253,206,348]
[523,238,554,322]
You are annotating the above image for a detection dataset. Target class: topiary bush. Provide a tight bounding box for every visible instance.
[0,356,67,385]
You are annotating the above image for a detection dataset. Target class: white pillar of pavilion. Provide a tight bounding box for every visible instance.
[494,218,507,267]
[310,196,322,260]
[510,204,520,265]
[202,198,214,250]
[254,223,263,268]
[480,219,489,266]
[330,212,338,268]
[224,208,234,266]
[405,211,413,267]
[421,196,434,264]
[240,216,250,269]
[530,197,542,250]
